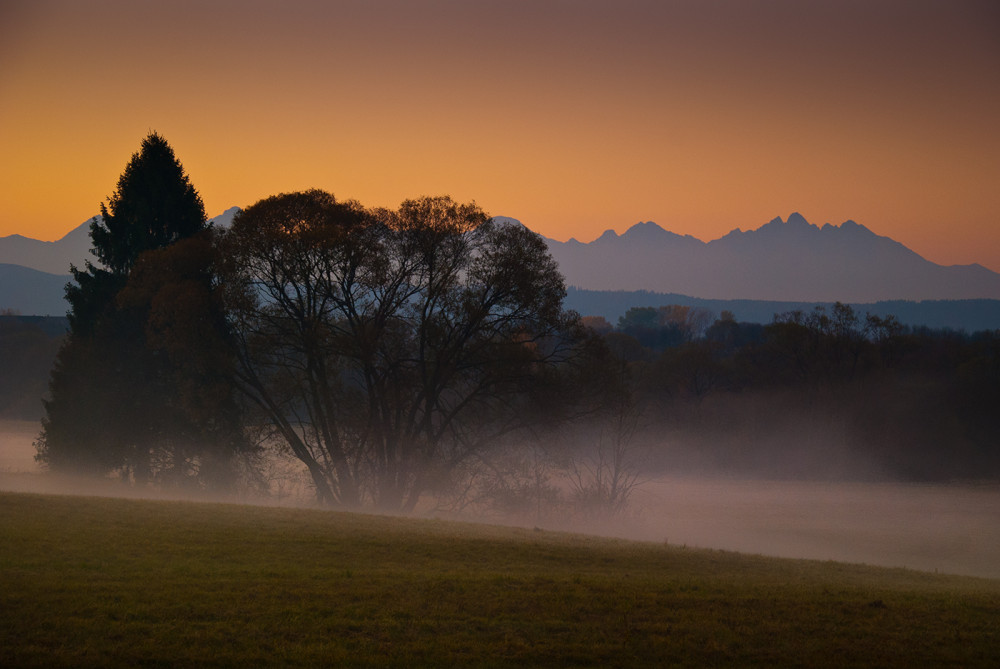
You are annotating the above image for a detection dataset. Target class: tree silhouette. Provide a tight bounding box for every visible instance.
[92,133,206,276]
[56,133,207,339]
[218,190,581,510]
[37,132,246,486]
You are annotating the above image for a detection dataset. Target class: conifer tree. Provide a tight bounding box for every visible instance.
[37,133,247,487]
[91,132,206,276]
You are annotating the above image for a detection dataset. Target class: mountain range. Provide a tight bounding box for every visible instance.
[2,210,999,326]
[539,213,1000,303]
[0,208,241,317]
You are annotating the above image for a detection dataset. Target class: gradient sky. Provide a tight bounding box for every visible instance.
[2,0,998,270]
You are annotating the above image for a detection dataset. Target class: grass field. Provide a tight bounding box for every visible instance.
[1,492,998,667]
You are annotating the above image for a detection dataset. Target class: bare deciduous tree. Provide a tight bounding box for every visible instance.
[218,191,581,511]
[568,356,646,517]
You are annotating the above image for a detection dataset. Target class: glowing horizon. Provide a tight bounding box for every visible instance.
[1,1,998,270]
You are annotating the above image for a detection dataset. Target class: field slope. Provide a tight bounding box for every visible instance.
[1,492,998,667]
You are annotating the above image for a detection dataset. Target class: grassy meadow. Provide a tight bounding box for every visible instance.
[1,491,999,667]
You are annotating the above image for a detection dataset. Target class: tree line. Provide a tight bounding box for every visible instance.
[583,303,1000,481]
[0,313,64,420]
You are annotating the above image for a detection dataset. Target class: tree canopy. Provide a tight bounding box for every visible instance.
[218,190,582,510]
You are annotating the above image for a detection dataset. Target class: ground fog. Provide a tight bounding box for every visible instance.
[2,419,997,580]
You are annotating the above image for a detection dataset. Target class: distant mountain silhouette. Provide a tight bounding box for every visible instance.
[0,220,92,275]
[0,264,70,317]
[0,209,242,316]
[541,213,1000,302]
[207,206,241,229]
[6,209,1000,319]
[0,207,242,276]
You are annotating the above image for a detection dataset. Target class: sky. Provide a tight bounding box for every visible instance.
[2,0,998,270]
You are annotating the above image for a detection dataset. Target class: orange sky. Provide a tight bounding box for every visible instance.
[2,0,999,270]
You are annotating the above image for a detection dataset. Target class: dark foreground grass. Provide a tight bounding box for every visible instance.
[1,492,998,667]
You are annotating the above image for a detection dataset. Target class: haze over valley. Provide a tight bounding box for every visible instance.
[3,196,999,579]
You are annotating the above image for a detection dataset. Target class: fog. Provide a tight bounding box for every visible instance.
[3,420,998,580]
[559,477,1000,580]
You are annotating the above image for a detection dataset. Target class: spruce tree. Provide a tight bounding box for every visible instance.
[37,132,246,486]
[91,132,206,276]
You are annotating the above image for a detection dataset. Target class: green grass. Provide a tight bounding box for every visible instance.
[1,492,998,667]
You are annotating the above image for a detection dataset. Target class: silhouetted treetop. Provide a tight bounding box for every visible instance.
[91,132,206,276]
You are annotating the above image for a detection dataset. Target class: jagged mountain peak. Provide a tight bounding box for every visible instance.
[754,212,819,236]
[786,211,809,226]
[543,213,1000,302]
[820,219,870,234]
[207,206,242,229]
[58,219,94,243]
[624,221,665,235]
[620,221,704,246]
